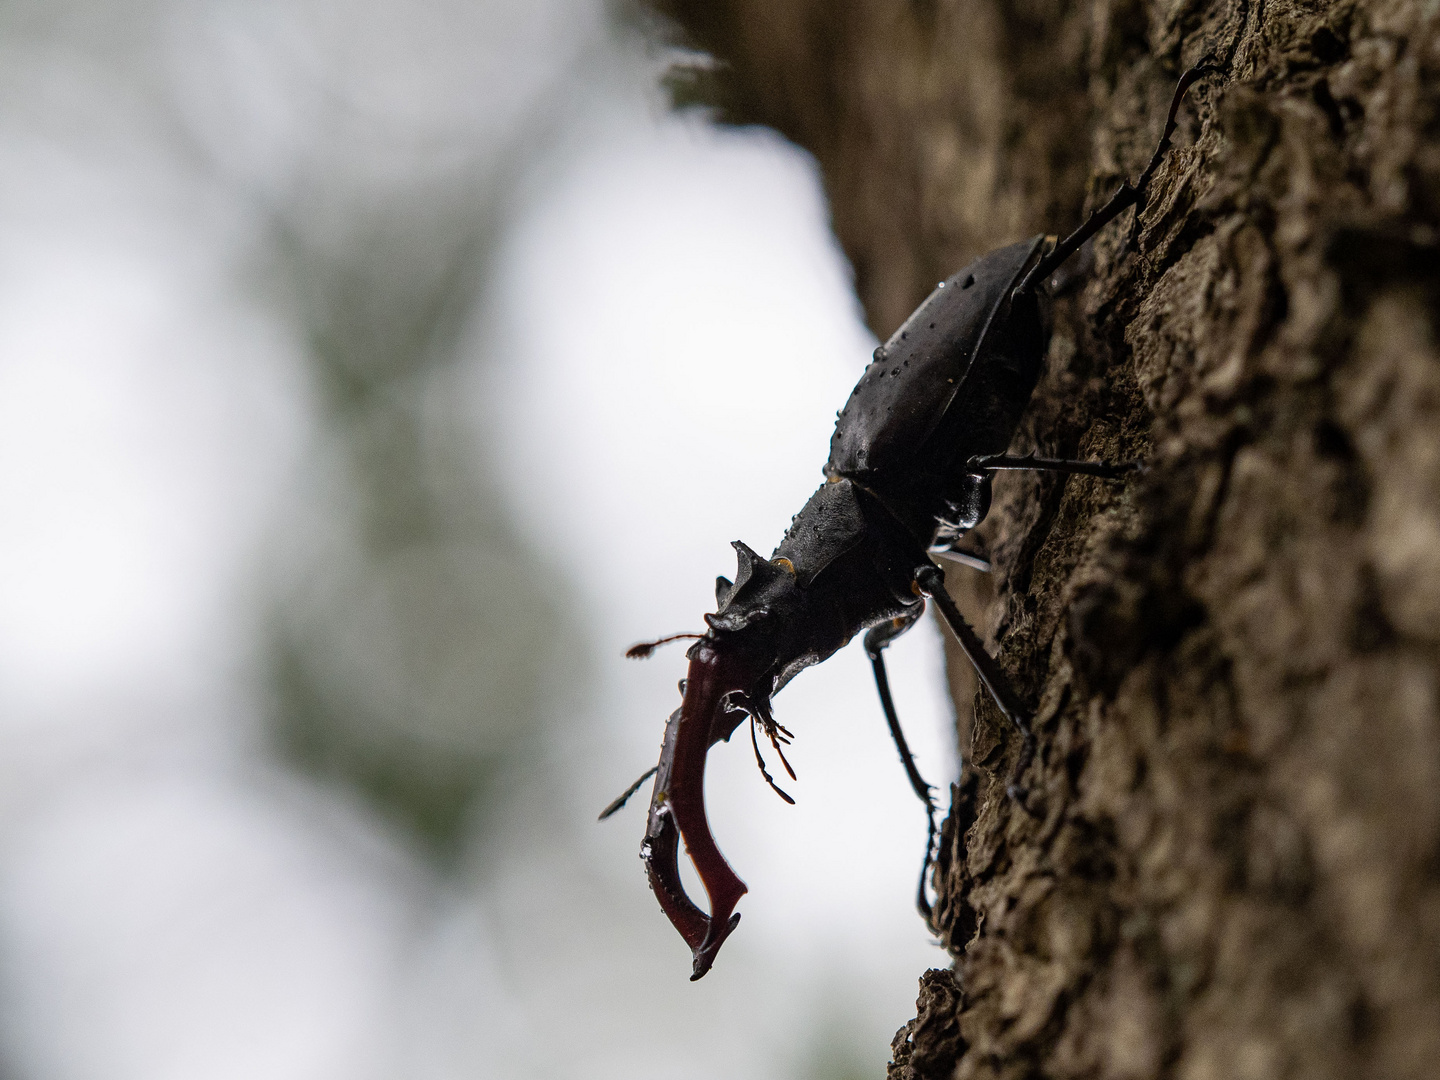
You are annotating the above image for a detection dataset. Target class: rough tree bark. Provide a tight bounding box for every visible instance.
[645,1,1440,1077]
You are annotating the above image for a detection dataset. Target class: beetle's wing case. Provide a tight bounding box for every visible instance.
[827,236,1046,476]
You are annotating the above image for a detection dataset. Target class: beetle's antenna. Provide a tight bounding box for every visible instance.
[598,766,659,820]
[626,632,704,659]
[749,714,796,804]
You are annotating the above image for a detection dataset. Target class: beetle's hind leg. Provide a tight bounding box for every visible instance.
[914,564,1041,818]
[863,608,942,927]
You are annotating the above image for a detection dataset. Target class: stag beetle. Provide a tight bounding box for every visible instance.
[603,62,1214,979]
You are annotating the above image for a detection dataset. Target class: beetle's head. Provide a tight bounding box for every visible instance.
[643,540,836,979]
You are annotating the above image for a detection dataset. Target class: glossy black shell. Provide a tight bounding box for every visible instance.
[827,236,1046,477]
[715,234,1057,694]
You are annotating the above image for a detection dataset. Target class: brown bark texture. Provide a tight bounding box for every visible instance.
[646,1,1440,1077]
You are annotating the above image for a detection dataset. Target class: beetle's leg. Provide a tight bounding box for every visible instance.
[928,545,992,573]
[1017,58,1218,295]
[1044,235,1095,297]
[914,564,1040,814]
[968,452,1142,480]
[863,608,941,928]
[864,610,935,807]
[930,513,992,571]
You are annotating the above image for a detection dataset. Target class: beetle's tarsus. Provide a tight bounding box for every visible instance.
[915,809,940,930]
[1017,58,1218,295]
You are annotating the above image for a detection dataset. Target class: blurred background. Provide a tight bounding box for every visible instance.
[0,1,957,1077]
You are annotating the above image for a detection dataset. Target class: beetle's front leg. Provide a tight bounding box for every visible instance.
[914,564,1039,815]
[1014,57,1219,295]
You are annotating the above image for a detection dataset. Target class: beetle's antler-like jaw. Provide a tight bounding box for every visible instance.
[642,640,751,979]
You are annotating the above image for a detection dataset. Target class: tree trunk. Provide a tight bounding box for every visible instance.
[646,1,1440,1077]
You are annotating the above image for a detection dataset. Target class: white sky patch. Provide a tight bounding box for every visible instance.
[483,104,956,1050]
[0,149,417,1080]
[0,772,416,1080]
[0,236,297,715]
[0,7,966,1078]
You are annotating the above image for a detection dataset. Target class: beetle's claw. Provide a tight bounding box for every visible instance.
[690,912,742,981]
[642,641,753,978]
[642,789,711,952]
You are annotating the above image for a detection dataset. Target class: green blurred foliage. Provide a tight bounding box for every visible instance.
[263,190,581,859]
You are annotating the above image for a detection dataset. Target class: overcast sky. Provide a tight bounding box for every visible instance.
[0,4,957,1077]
